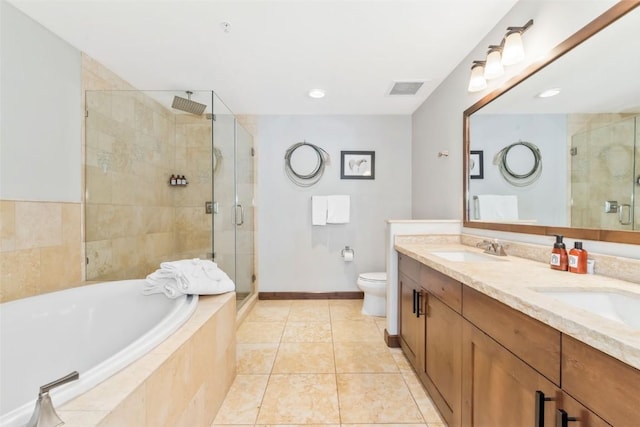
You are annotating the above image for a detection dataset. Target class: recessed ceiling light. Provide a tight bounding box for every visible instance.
[308,89,326,99]
[537,88,561,98]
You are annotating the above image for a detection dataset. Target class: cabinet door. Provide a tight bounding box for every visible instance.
[555,392,611,427]
[425,292,462,427]
[399,273,422,366]
[462,320,558,427]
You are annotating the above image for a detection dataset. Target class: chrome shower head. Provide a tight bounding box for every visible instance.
[171,91,206,115]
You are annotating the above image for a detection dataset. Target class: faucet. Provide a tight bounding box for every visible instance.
[26,371,79,427]
[476,239,508,256]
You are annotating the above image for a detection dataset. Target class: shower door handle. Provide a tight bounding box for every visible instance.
[233,204,244,226]
[618,204,631,225]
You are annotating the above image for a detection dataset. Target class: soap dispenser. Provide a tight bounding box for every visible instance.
[568,241,588,274]
[550,235,568,271]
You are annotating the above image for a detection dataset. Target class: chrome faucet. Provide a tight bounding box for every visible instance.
[476,239,508,256]
[26,371,79,427]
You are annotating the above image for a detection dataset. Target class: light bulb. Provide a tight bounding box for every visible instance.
[502,31,525,66]
[484,48,504,79]
[468,64,487,92]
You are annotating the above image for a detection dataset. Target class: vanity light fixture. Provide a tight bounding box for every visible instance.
[308,89,326,99]
[502,19,534,66]
[467,19,534,92]
[468,61,487,92]
[484,45,504,79]
[537,87,562,98]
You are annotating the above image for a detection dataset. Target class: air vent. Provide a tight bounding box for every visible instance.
[388,81,424,96]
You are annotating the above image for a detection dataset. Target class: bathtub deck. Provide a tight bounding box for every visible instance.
[58,292,236,427]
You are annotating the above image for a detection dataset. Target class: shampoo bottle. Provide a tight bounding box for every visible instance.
[550,235,568,271]
[568,241,588,274]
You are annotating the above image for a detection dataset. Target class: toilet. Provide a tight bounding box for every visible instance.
[357,272,387,317]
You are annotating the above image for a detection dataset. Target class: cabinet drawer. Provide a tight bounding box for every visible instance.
[421,265,461,313]
[398,253,421,283]
[562,335,640,426]
[463,286,561,385]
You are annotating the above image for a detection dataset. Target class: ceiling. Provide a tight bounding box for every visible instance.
[9,0,518,115]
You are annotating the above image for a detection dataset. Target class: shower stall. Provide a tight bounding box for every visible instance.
[84,90,255,308]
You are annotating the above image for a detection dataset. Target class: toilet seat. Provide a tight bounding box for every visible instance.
[358,272,386,284]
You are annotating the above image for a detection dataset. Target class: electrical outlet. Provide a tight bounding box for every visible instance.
[205,202,212,214]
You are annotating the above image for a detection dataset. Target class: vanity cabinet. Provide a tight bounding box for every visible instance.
[398,254,424,368]
[396,252,638,427]
[561,335,640,426]
[420,266,462,427]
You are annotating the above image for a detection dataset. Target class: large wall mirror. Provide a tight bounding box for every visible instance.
[464,1,640,245]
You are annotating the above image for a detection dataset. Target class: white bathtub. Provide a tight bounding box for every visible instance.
[0,280,198,427]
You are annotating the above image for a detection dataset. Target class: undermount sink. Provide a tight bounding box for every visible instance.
[532,288,640,329]
[430,251,504,262]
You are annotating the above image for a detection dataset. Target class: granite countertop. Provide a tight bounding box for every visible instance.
[394,242,640,370]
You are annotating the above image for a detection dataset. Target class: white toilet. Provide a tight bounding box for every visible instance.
[357,272,387,317]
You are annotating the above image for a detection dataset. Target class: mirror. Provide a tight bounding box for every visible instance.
[464,2,640,245]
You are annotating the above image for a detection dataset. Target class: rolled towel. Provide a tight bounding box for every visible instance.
[141,281,184,299]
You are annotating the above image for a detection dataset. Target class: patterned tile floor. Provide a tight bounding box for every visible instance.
[212,299,446,427]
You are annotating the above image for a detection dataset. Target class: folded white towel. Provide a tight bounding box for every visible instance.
[474,195,519,220]
[311,196,328,226]
[143,258,235,298]
[327,195,350,224]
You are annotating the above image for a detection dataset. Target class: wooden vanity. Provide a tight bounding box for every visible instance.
[397,251,640,427]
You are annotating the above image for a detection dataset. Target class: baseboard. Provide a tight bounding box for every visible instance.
[384,329,401,348]
[258,291,364,300]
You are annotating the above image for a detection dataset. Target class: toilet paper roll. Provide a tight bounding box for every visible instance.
[343,251,354,262]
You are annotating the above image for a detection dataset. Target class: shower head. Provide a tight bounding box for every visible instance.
[171,91,207,115]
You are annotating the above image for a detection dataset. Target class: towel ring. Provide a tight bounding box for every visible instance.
[284,141,330,187]
[493,140,542,187]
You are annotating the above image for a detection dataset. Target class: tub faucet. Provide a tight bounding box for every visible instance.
[476,239,508,256]
[26,371,79,427]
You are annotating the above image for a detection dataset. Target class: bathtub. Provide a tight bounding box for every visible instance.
[0,280,198,427]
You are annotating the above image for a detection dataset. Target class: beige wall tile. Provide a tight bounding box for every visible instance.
[40,243,82,292]
[15,202,62,249]
[0,248,40,302]
[97,384,146,427]
[0,200,16,252]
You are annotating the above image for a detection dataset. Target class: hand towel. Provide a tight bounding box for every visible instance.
[327,195,350,224]
[474,195,519,220]
[311,196,327,226]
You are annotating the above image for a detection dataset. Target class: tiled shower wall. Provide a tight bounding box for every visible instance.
[85,93,214,281]
[569,113,639,231]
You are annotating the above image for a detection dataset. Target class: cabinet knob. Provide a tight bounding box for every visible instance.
[535,390,553,427]
[556,409,577,427]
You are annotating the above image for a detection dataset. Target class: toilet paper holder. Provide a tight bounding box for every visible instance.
[341,246,355,259]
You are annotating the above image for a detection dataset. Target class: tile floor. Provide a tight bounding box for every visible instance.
[212,299,446,427]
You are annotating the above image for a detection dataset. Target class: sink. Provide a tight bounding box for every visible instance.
[533,288,640,329]
[430,251,503,262]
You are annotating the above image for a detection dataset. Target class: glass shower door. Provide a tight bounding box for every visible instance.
[234,122,255,305]
[212,94,255,307]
